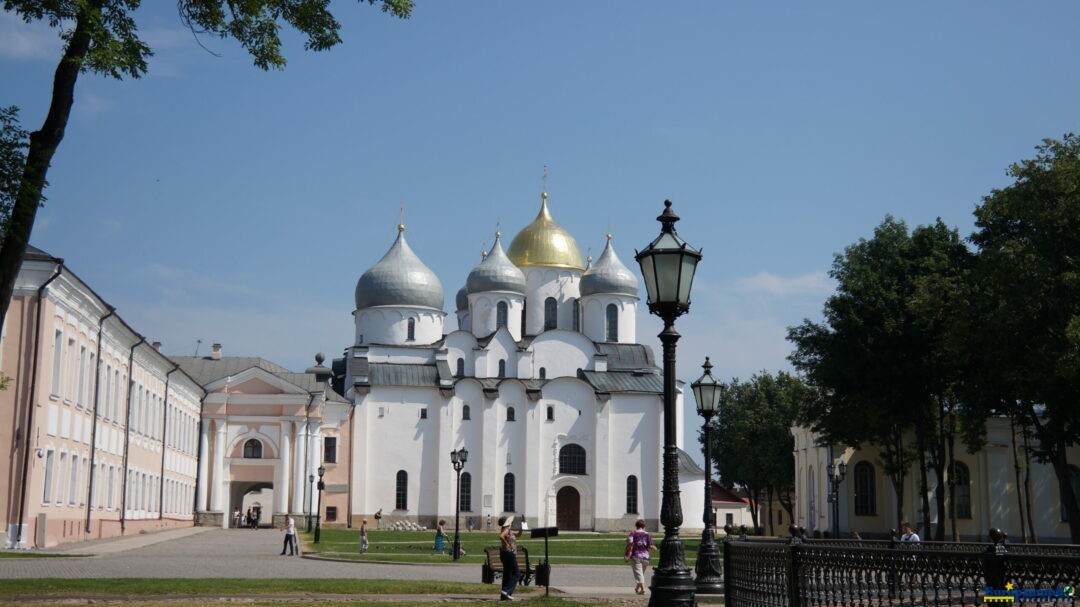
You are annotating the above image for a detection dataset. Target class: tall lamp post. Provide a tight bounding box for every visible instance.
[315,465,325,543]
[307,474,315,532]
[450,447,468,561]
[691,357,724,594]
[827,461,846,537]
[635,199,702,607]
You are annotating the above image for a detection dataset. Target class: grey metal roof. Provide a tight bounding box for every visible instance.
[581,237,638,297]
[455,285,468,311]
[171,355,346,401]
[368,363,440,387]
[579,370,663,393]
[467,234,526,295]
[595,343,658,371]
[354,228,444,310]
[678,449,705,475]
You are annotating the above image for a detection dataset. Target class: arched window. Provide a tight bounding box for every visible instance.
[853,461,875,516]
[572,299,581,332]
[559,444,586,475]
[539,367,546,380]
[626,475,639,514]
[396,470,408,510]
[521,307,527,336]
[953,462,972,519]
[544,297,558,330]
[405,318,416,341]
[460,472,472,512]
[243,439,262,459]
[456,358,465,377]
[498,359,506,378]
[496,301,508,329]
[546,406,554,421]
[462,404,471,421]
[606,303,619,342]
[503,473,516,512]
[507,406,516,422]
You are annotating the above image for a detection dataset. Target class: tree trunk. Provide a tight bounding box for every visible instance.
[1050,437,1080,543]
[947,417,958,541]
[917,444,931,540]
[1010,417,1028,543]
[748,487,760,533]
[1023,427,1037,543]
[0,10,94,326]
[766,485,775,536]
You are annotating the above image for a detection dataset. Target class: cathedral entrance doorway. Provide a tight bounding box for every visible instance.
[556,486,580,530]
[231,482,274,528]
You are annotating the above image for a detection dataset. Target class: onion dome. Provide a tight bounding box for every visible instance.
[581,234,638,297]
[507,193,585,270]
[456,285,469,311]
[355,224,444,310]
[467,232,526,294]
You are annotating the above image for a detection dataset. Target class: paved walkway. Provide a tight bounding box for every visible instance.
[0,527,662,602]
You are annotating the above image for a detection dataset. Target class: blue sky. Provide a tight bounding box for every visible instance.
[4,2,1080,452]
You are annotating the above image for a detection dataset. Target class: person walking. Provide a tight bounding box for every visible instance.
[624,519,657,595]
[900,521,921,543]
[434,519,447,554]
[281,515,297,556]
[497,516,522,601]
[359,519,369,554]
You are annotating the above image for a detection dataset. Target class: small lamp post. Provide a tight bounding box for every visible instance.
[307,474,315,532]
[828,461,847,537]
[450,447,468,561]
[315,465,326,543]
[691,357,724,594]
[635,199,702,607]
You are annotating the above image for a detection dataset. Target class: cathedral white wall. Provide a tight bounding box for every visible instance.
[597,393,663,531]
[530,331,594,379]
[444,331,479,378]
[580,295,637,343]
[354,307,445,346]
[469,293,524,341]
[522,268,582,336]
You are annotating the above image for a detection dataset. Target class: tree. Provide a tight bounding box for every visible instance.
[709,371,804,534]
[0,0,414,331]
[0,106,30,240]
[788,217,971,534]
[967,134,1080,542]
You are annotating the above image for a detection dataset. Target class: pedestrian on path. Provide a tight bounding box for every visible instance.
[359,519,369,554]
[434,520,447,554]
[281,515,297,556]
[624,519,656,595]
[497,515,522,601]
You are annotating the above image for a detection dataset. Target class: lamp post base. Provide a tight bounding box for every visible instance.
[694,527,724,594]
[649,568,697,607]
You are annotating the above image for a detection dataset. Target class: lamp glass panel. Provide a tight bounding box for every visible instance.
[654,253,681,303]
[450,450,459,465]
[460,448,468,463]
[638,254,658,304]
[677,254,699,305]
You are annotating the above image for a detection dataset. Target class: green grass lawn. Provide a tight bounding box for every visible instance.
[300,528,710,566]
[0,578,518,596]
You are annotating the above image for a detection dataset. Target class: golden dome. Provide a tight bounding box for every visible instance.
[507,196,585,270]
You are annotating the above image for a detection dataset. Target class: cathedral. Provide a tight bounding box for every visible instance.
[1,195,704,548]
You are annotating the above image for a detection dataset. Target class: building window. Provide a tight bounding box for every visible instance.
[506,406,515,422]
[572,299,580,332]
[853,461,875,516]
[462,404,471,421]
[420,407,428,419]
[544,297,557,330]
[396,470,408,510]
[498,359,506,378]
[503,473,515,512]
[51,330,63,396]
[952,462,972,519]
[627,475,639,514]
[559,444,586,475]
[43,450,55,503]
[326,506,338,522]
[539,367,546,380]
[606,304,619,342]
[456,358,465,377]
[496,301,508,329]
[407,318,416,341]
[460,471,472,512]
[77,346,87,406]
[521,307,527,336]
[243,439,263,459]
[726,513,734,527]
[324,437,338,464]
[546,406,554,421]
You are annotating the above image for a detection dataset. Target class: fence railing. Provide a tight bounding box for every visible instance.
[722,525,1080,607]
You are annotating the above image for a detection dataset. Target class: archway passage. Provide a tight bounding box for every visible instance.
[556,486,581,531]
[231,481,273,528]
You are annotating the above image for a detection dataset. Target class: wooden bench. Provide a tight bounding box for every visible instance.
[481,545,534,586]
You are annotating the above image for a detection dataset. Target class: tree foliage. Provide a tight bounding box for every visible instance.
[0,0,414,339]
[0,106,30,240]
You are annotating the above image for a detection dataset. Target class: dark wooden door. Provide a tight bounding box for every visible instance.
[556,486,580,530]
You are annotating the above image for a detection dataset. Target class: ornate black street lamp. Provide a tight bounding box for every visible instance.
[450,447,468,561]
[691,357,723,594]
[307,473,315,532]
[827,461,847,537]
[635,199,702,607]
[315,465,325,543]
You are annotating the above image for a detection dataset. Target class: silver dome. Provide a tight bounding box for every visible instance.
[466,234,526,295]
[455,285,468,311]
[581,236,638,297]
[355,226,444,310]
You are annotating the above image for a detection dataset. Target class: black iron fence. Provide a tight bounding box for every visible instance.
[723,526,1080,607]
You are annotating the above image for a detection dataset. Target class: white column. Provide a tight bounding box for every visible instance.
[276,420,292,514]
[292,420,307,514]
[309,421,322,516]
[196,420,210,511]
[210,419,226,512]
